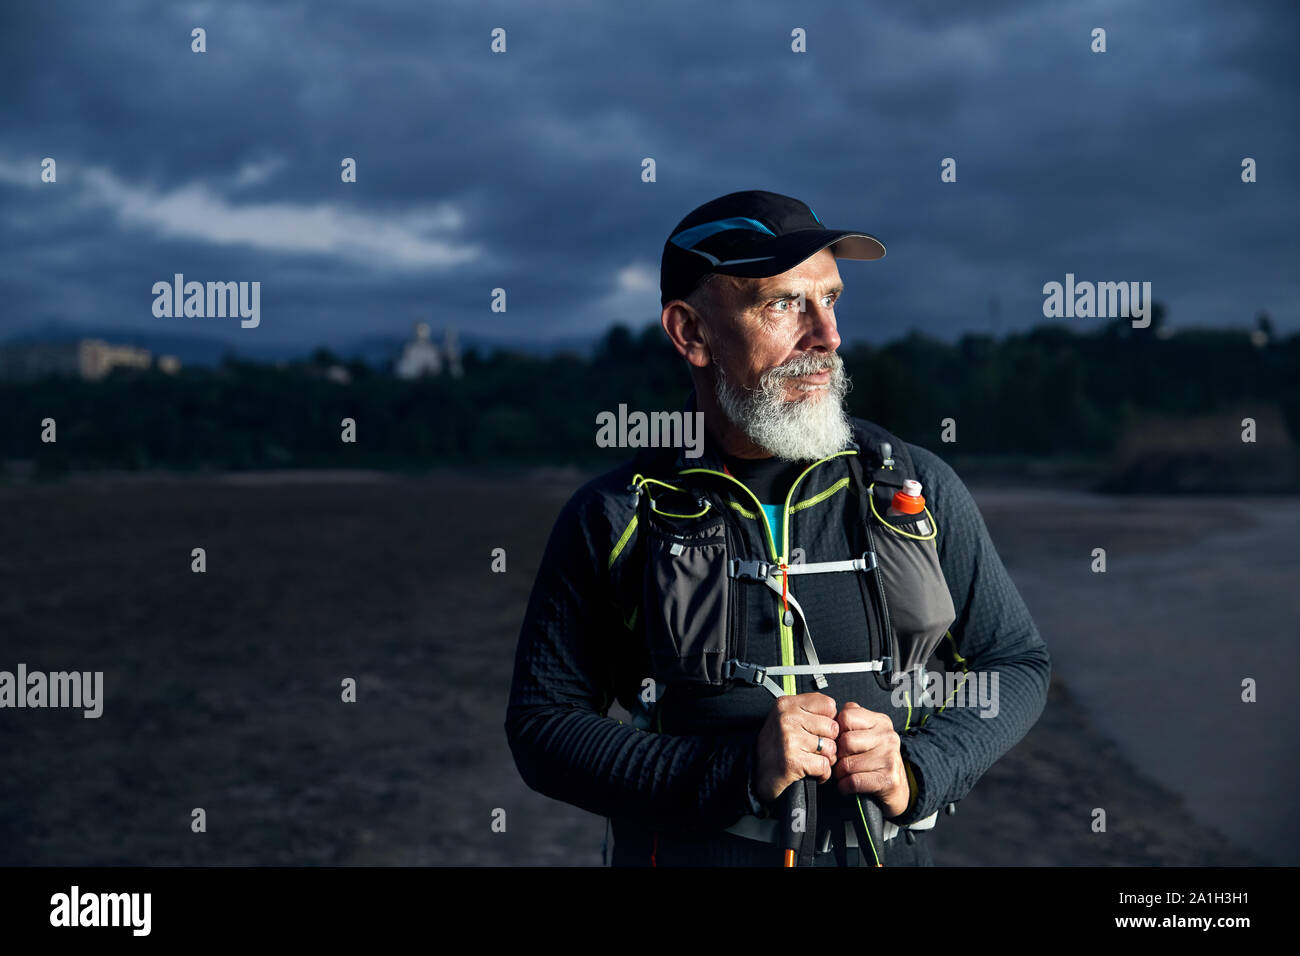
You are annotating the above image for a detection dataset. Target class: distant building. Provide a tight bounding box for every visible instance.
[394,322,463,380]
[0,338,165,382]
[395,322,441,378]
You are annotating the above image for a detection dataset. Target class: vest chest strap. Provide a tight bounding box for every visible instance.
[728,553,877,581]
[727,551,888,692]
[723,658,893,700]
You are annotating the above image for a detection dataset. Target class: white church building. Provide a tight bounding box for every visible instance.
[394,322,462,379]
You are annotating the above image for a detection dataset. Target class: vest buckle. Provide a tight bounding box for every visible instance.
[728,558,772,581]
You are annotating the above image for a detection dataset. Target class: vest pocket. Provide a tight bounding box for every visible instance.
[870,509,956,682]
[642,511,731,687]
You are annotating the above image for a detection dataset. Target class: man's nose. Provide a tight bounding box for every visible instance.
[800,297,841,353]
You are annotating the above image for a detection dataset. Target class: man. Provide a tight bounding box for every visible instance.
[506,190,1051,866]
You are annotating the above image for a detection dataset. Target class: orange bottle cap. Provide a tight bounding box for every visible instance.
[891,480,925,514]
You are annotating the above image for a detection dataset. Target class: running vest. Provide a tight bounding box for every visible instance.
[606,419,958,864]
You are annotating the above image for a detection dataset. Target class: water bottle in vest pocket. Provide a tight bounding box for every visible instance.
[640,488,732,687]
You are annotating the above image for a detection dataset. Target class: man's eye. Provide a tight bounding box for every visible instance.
[769,295,837,312]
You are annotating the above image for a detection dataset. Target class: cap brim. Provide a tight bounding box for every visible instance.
[711,228,885,278]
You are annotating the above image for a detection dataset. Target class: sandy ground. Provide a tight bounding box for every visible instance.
[0,468,1286,865]
[966,484,1300,865]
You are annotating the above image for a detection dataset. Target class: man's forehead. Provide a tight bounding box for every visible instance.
[732,264,845,303]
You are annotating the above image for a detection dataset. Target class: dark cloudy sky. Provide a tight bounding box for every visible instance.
[2,0,1297,354]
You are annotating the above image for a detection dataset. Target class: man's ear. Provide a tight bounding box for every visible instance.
[661,302,713,369]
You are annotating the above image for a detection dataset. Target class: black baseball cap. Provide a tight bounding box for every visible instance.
[660,189,885,307]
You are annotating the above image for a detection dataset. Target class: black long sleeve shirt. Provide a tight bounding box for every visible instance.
[505,416,1051,863]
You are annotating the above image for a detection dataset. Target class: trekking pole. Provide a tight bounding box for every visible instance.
[781,777,806,867]
[848,794,886,867]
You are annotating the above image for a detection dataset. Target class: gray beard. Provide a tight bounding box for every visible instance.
[712,351,854,461]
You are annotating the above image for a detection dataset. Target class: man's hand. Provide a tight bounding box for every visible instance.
[831,701,910,819]
[752,692,840,805]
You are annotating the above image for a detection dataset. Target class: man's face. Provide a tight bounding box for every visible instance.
[705,247,845,399]
[695,247,855,461]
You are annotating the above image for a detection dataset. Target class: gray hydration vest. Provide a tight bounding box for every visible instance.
[608,418,959,864]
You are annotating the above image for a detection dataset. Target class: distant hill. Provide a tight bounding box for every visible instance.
[342,330,599,367]
[0,320,600,367]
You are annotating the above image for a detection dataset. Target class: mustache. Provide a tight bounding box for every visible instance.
[757,351,841,388]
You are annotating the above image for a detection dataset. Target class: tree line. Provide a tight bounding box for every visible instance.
[2,307,1295,477]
